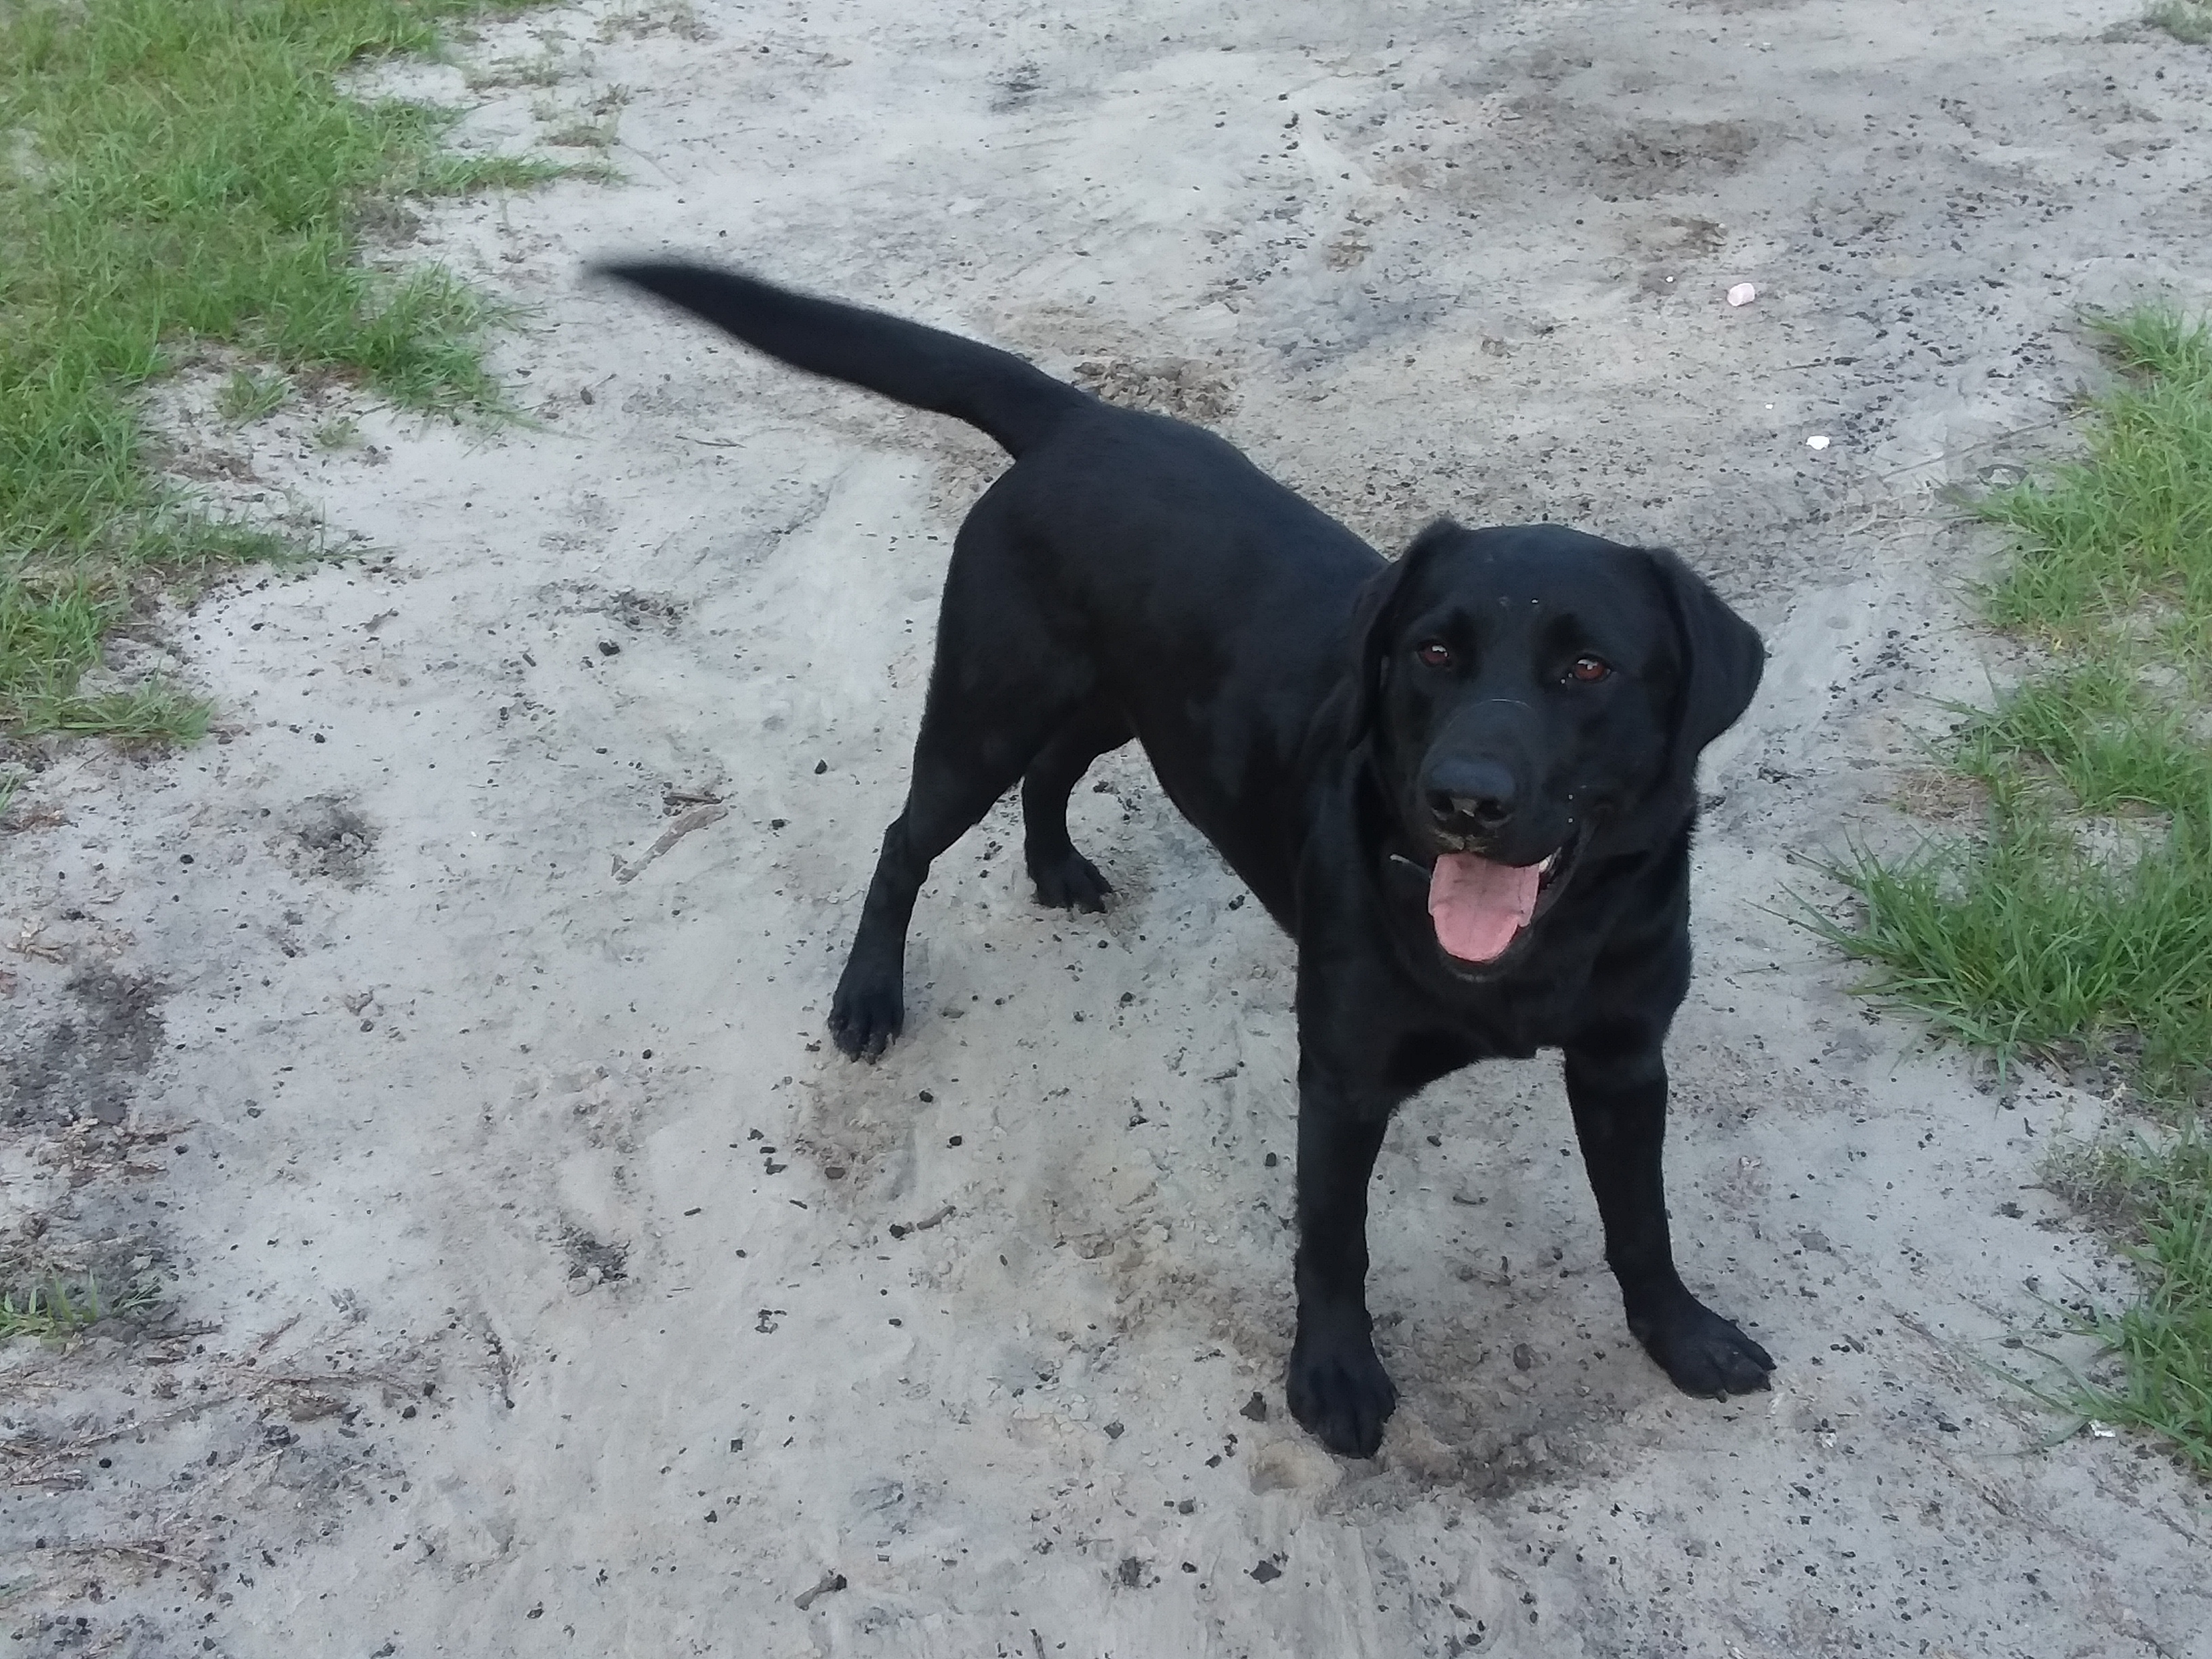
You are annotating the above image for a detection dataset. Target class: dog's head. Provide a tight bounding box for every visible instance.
[1347,520,1762,972]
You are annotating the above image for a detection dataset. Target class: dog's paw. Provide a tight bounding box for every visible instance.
[1631,1295,1775,1399]
[1028,848,1113,913]
[827,972,903,1062]
[1286,1322,1397,1459]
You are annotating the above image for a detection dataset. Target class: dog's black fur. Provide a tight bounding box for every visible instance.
[599,261,1776,1458]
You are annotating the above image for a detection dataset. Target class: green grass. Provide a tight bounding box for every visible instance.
[2148,1,2212,45]
[1822,306,2212,1471]
[1979,310,2212,665]
[0,1271,161,1340]
[2038,1133,2212,1471]
[1818,808,2212,1108]
[1825,309,2212,1111]
[217,369,291,423]
[1,0,573,740]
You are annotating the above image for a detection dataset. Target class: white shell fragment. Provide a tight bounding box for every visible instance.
[1726,283,1757,306]
[1805,434,1832,450]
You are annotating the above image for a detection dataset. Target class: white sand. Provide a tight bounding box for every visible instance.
[6,0,2211,1654]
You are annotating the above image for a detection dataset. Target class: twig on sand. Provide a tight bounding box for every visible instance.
[38,1536,210,1589]
[613,804,729,884]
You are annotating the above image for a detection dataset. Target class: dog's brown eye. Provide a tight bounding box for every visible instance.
[1568,655,1611,683]
[1415,641,1454,669]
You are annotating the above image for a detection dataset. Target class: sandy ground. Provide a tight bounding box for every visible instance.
[7,0,2212,1654]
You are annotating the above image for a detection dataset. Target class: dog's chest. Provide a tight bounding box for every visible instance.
[1442,972,1591,1059]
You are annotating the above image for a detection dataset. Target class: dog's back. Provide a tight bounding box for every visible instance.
[601,262,1382,906]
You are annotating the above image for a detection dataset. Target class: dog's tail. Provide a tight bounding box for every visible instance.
[594,261,1091,459]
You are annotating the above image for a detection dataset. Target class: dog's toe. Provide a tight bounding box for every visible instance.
[1286,1324,1398,1459]
[1030,851,1113,913]
[1634,1296,1776,1399]
[827,983,903,1062]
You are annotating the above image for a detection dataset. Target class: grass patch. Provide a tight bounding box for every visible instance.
[1978,310,2212,663]
[1,0,575,741]
[535,83,631,150]
[2038,1133,2212,1471]
[466,42,573,88]
[216,369,291,424]
[2148,1,2212,45]
[1817,808,2212,1106]
[1822,305,2212,1471]
[1826,308,2212,1109]
[0,1271,161,1340]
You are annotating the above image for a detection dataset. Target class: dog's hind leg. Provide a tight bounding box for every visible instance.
[829,558,1093,1060]
[1021,695,1131,912]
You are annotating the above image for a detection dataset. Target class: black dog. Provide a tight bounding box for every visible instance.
[600,262,1774,1457]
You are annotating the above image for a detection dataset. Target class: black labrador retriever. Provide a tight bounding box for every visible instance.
[599,262,1775,1457]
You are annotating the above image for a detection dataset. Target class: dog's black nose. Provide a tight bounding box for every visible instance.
[1424,758,1517,831]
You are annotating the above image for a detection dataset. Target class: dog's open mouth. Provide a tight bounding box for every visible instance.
[1424,834,1580,964]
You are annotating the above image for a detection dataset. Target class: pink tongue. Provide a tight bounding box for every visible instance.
[1427,853,1541,963]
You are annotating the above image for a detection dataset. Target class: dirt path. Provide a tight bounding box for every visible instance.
[6,1,2211,1654]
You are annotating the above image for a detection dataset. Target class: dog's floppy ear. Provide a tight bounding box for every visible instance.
[1641,546,1763,792]
[1346,520,1461,747]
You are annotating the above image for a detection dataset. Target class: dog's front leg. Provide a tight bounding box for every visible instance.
[1286,1050,1399,1458]
[1561,1040,1774,1398]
